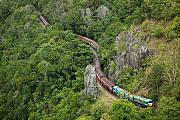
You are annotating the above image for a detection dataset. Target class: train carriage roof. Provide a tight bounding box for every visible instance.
[96,69,104,77]
[77,35,99,48]
[117,87,126,92]
[144,98,153,102]
[133,95,153,103]
[113,86,119,89]
[101,77,115,88]
[133,95,142,99]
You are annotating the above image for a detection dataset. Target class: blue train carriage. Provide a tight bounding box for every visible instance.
[113,86,154,107]
[130,95,154,107]
[113,86,127,98]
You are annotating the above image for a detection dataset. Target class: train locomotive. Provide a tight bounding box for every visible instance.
[38,12,154,107]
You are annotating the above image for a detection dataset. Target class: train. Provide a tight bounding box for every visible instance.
[38,13,154,107]
[77,35,154,107]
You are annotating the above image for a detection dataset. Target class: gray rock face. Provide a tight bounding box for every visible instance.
[86,8,92,17]
[97,6,110,19]
[84,64,99,99]
[81,8,93,24]
[81,6,110,24]
[107,28,151,83]
[81,8,92,18]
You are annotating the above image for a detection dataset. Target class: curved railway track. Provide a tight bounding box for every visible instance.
[38,12,154,107]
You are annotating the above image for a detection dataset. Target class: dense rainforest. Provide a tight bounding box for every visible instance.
[0,0,180,120]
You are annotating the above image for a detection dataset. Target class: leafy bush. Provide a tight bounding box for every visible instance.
[147,0,179,20]
[91,103,105,120]
[140,19,151,32]
[110,99,140,120]
[151,25,163,38]
[125,7,143,25]
[164,16,180,41]
[117,68,136,89]
[155,97,180,120]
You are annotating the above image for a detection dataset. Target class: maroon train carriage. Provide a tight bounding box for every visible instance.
[82,36,99,49]
[77,35,95,47]
[95,58,115,93]
[95,58,101,69]
[96,68,104,81]
[95,58,104,81]
[77,35,89,44]
[77,35,99,50]
[101,76,115,93]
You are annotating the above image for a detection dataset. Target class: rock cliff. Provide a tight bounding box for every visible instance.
[84,64,99,99]
[107,28,151,83]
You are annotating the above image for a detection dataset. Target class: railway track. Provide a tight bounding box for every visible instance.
[38,12,154,107]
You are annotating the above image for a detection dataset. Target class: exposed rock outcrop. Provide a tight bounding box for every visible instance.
[84,64,99,99]
[81,8,92,18]
[97,6,110,19]
[107,28,151,83]
[81,8,93,24]
[81,6,110,24]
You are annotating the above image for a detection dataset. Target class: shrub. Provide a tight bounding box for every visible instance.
[110,99,140,120]
[151,25,163,38]
[163,16,180,41]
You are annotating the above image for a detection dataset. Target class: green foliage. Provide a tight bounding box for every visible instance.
[64,8,85,34]
[28,112,41,120]
[155,97,180,120]
[84,0,110,11]
[140,19,151,32]
[140,107,155,120]
[100,113,111,120]
[151,24,163,38]
[0,0,12,24]
[91,103,105,120]
[109,61,116,74]
[86,20,105,41]
[110,99,140,120]
[0,0,179,120]
[147,63,164,101]
[76,115,95,120]
[164,16,180,41]
[125,7,144,24]
[147,0,180,20]
[112,0,143,22]
[99,22,127,67]
[53,88,91,120]
[0,2,93,118]
[117,68,137,89]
